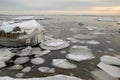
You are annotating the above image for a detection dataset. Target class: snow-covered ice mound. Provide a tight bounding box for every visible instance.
[66,46,95,62]
[52,59,77,69]
[97,62,120,78]
[100,55,120,65]
[0,75,82,80]
[40,39,70,50]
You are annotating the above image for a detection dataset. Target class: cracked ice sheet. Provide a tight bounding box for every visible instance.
[100,55,120,65]
[0,75,82,80]
[52,59,77,69]
[66,46,95,62]
[97,62,120,78]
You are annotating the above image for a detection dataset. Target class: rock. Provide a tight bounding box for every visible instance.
[14,57,29,65]
[31,58,45,65]
[52,59,77,69]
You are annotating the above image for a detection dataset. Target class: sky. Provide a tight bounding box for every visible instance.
[0,0,120,15]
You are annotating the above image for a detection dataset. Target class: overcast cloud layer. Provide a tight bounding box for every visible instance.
[0,0,120,15]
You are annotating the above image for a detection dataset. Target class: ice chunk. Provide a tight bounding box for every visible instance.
[40,39,70,50]
[86,40,100,45]
[21,66,31,72]
[8,65,23,70]
[91,69,118,80]
[38,67,55,73]
[107,48,115,51]
[0,48,14,61]
[97,62,120,78]
[18,46,32,56]
[100,55,120,65]
[31,58,45,65]
[85,26,98,31]
[0,75,82,80]
[14,57,29,65]
[30,48,41,55]
[60,50,66,54]
[66,37,80,43]
[117,20,120,24]
[66,46,95,62]
[115,55,120,59]
[35,49,51,57]
[106,41,111,43]
[73,34,96,39]
[15,73,24,78]
[0,61,6,69]
[52,59,77,69]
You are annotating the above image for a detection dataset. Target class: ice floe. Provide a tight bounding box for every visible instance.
[100,55,120,65]
[0,75,82,80]
[35,49,51,57]
[97,62,120,78]
[15,73,24,78]
[21,66,31,73]
[86,40,100,45]
[66,37,80,43]
[31,58,45,65]
[117,20,120,24]
[66,46,95,62]
[14,57,29,65]
[91,69,118,80]
[8,65,23,70]
[0,48,14,61]
[38,67,55,73]
[107,48,115,52]
[0,61,6,69]
[52,59,77,69]
[85,26,98,31]
[73,34,96,39]
[18,46,32,56]
[40,39,70,50]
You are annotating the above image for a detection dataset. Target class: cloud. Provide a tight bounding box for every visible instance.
[0,0,120,15]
